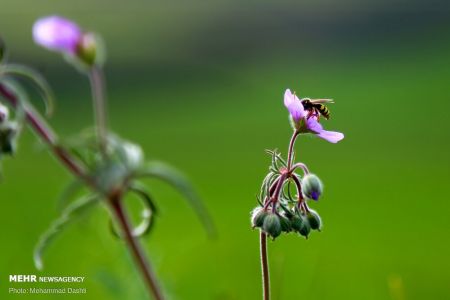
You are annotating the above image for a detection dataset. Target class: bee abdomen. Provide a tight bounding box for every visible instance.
[317,104,330,119]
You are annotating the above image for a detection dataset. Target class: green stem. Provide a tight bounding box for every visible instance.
[89,66,108,156]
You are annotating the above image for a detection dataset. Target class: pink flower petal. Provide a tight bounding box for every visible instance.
[33,16,81,54]
[316,130,344,143]
[306,117,323,133]
[284,89,305,122]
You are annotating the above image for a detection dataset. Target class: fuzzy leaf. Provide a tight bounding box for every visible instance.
[136,161,216,238]
[33,193,99,270]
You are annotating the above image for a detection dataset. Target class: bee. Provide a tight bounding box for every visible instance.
[301,98,333,120]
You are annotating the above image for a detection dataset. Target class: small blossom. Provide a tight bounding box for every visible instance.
[33,16,82,54]
[284,88,344,143]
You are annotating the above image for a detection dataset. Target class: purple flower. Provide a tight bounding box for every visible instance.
[284,88,344,143]
[33,16,82,54]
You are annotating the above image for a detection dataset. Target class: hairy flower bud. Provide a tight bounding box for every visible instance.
[251,207,268,228]
[291,214,310,238]
[306,209,322,231]
[279,215,292,232]
[263,213,282,239]
[302,174,323,201]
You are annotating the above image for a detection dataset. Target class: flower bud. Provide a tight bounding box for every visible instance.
[291,215,310,238]
[306,209,322,231]
[302,174,323,201]
[251,207,268,228]
[298,220,311,238]
[76,33,102,67]
[262,213,282,239]
[279,215,292,232]
[0,122,18,155]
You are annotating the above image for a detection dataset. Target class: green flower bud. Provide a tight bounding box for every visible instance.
[291,214,310,238]
[76,33,105,67]
[302,174,323,201]
[306,209,322,231]
[298,221,311,238]
[251,207,268,228]
[279,215,292,232]
[263,213,282,239]
[0,121,18,155]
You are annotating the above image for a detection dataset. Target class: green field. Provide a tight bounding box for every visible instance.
[1,1,450,299]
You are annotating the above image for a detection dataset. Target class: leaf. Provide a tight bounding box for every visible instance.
[265,149,287,168]
[0,64,54,116]
[56,178,85,211]
[33,193,99,270]
[0,78,28,130]
[135,161,216,238]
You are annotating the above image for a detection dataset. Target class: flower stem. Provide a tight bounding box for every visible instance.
[287,131,299,170]
[109,197,165,300]
[260,231,270,300]
[89,66,108,156]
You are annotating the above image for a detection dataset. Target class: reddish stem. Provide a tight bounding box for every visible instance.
[110,196,165,300]
[260,231,270,300]
[286,131,299,170]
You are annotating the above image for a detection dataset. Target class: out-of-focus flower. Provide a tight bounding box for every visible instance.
[33,16,82,54]
[284,88,344,143]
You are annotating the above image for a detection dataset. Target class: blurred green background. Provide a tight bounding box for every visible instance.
[1,0,450,299]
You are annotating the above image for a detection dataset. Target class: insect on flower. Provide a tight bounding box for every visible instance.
[252,87,344,300]
[301,98,333,120]
[284,89,344,143]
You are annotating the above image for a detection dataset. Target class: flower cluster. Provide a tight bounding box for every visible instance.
[251,88,344,240]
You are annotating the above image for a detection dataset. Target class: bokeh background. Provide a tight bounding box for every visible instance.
[1,0,450,299]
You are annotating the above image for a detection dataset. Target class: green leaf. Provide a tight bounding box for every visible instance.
[265,149,287,168]
[33,193,99,271]
[0,64,55,116]
[56,178,85,211]
[0,78,28,130]
[135,161,216,238]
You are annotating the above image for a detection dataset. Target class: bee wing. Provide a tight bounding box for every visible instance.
[310,98,334,104]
